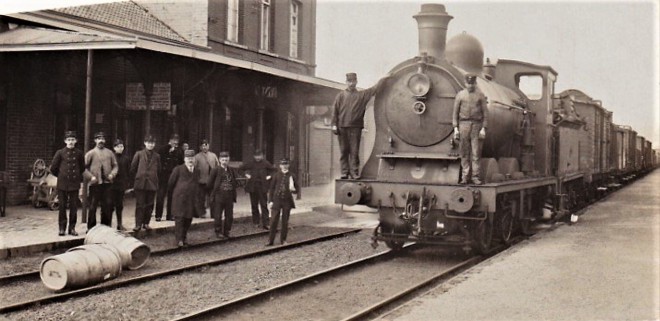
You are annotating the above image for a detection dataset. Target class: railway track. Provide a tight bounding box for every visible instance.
[0,227,361,314]
[0,229,271,285]
[170,240,516,321]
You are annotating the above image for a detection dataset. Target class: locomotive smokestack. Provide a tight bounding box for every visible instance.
[414,4,453,59]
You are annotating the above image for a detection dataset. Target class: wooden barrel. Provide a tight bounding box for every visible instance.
[84,224,151,270]
[40,244,122,291]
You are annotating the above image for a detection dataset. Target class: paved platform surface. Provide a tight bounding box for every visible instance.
[0,184,340,257]
[381,169,660,321]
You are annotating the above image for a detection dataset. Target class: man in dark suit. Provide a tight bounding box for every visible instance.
[50,131,84,236]
[207,151,239,238]
[266,159,301,246]
[130,135,161,232]
[168,149,203,247]
[240,149,275,229]
[156,134,183,221]
[110,139,131,231]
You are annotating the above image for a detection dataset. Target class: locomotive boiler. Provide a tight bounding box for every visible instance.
[335,3,563,253]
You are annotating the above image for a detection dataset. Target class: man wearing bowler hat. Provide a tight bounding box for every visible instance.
[452,73,489,185]
[50,131,84,236]
[131,134,161,232]
[168,149,203,247]
[207,151,239,238]
[331,72,389,179]
[84,131,118,230]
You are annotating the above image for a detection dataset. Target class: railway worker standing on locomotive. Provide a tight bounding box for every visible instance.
[194,139,219,218]
[240,149,275,229]
[130,135,161,232]
[331,72,388,179]
[156,134,183,222]
[84,131,118,230]
[110,139,131,231]
[168,149,202,247]
[452,74,489,185]
[266,159,301,246]
[50,131,85,236]
[207,151,239,239]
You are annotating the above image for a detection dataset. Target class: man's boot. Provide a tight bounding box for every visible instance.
[116,210,125,231]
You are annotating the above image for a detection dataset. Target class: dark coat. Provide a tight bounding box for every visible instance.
[158,144,183,181]
[131,149,161,191]
[240,159,275,193]
[268,170,301,208]
[207,166,239,203]
[111,152,131,191]
[50,147,84,191]
[168,165,203,218]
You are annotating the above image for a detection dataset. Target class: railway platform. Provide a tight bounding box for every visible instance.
[0,184,339,258]
[382,169,660,321]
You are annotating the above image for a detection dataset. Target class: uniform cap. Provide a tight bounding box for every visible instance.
[465,74,477,84]
[279,158,290,165]
[184,149,195,157]
[346,72,357,81]
[113,139,124,147]
[200,139,209,146]
[144,135,156,143]
[254,149,263,156]
[94,131,106,139]
[64,131,77,139]
[218,151,230,158]
[170,134,180,141]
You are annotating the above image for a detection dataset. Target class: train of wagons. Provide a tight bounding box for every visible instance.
[334,3,658,254]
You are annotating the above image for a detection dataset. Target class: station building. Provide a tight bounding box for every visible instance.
[0,0,344,205]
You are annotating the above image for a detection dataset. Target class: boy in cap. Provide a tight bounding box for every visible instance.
[110,139,131,231]
[168,149,203,247]
[240,149,275,229]
[207,151,239,238]
[452,73,488,185]
[50,131,84,236]
[130,135,161,232]
[194,139,219,218]
[266,159,301,246]
[331,72,389,179]
[84,131,118,230]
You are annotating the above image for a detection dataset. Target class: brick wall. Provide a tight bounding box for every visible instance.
[136,0,209,47]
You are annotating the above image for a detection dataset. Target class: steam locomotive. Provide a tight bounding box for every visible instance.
[334,4,656,254]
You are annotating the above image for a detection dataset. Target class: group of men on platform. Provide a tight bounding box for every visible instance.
[49,131,300,247]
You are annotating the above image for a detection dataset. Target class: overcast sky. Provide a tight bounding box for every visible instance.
[316,0,659,146]
[2,0,658,145]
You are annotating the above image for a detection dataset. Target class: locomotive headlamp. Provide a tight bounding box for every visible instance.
[407,73,431,97]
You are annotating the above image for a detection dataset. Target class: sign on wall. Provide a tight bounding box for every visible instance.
[125,82,171,110]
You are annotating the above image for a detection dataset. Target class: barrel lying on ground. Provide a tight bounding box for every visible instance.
[40,244,122,291]
[84,224,151,270]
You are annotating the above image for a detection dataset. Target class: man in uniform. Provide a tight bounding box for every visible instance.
[207,151,238,238]
[331,72,388,179]
[50,131,84,236]
[156,134,183,221]
[452,74,488,185]
[266,159,301,246]
[131,135,161,232]
[240,149,275,229]
[84,131,118,230]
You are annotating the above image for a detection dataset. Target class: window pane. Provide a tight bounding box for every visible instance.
[518,75,543,100]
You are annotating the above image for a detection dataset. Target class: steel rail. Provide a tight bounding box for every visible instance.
[169,244,420,321]
[0,229,271,285]
[0,228,362,314]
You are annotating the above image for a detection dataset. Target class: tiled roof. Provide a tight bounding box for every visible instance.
[53,1,187,43]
